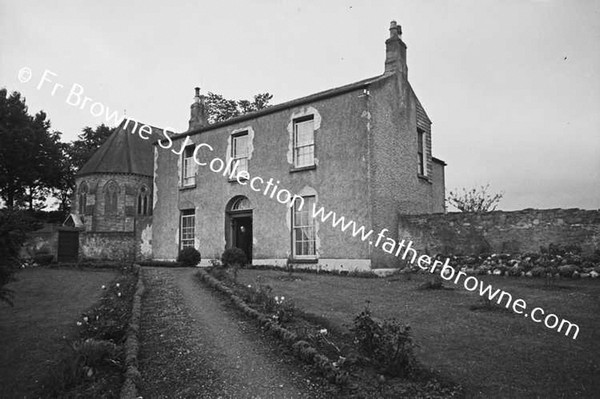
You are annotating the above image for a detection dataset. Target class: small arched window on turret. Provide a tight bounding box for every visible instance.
[137,186,150,216]
[104,181,119,215]
[78,182,88,215]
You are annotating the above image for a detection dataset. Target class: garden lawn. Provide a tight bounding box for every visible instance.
[237,269,600,398]
[0,267,117,398]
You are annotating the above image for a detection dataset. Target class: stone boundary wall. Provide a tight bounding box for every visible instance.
[398,208,600,256]
[80,232,136,261]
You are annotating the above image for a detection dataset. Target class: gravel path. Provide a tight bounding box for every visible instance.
[138,267,331,399]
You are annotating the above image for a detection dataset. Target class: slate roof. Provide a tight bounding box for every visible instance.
[77,119,159,177]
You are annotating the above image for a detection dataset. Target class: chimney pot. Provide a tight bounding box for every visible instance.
[389,20,402,38]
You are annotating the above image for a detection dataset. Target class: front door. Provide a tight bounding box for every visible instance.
[232,216,252,263]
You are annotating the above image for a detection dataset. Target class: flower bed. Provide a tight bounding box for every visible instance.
[137,260,185,268]
[40,265,139,398]
[216,263,381,278]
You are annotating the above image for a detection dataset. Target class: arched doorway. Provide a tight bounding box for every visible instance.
[225,196,253,263]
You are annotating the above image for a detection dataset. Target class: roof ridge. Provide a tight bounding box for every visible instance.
[124,126,133,173]
[161,73,393,143]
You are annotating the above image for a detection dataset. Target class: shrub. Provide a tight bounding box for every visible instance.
[0,210,41,306]
[275,296,296,323]
[75,338,118,368]
[350,304,418,377]
[221,248,247,281]
[209,266,230,281]
[177,247,202,267]
[221,247,247,267]
[259,285,277,313]
[48,338,119,394]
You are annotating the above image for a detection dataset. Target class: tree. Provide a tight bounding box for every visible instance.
[67,124,115,171]
[204,92,273,124]
[0,209,41,306]
[0,89,64,210]
[447,184,504,213]
[53,141,77,214]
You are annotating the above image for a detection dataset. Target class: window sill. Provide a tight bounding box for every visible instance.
[228,177,249,184]
[290,165,316,173]
[417,174,432,183]
[180,184,196,191]
[291,257,318,264]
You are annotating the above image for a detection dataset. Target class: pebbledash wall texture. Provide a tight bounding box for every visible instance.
[151,21,446,269]
[398,208,600,257]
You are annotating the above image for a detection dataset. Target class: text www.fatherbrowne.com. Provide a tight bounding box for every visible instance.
[310,205,580,340]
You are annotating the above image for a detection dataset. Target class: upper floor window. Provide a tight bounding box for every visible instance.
[232,132,249,175]
[78,182,88,215]
[104,181,118,215]
[182,145,195,187]
[137,186,150,216]
[292,195,316,259]
[180,209,195,249]
[293,116,315,168]
[417,128,426,176]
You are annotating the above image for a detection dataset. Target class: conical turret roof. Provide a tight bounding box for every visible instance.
[77,119,161,177]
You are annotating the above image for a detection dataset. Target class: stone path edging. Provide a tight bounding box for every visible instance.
[120,264,145,399]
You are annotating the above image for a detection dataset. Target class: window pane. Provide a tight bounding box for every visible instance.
[233,134,249,158]
[294,118,315,167]
[181,212,195,249]
[236,158,248,173]
[183,156,195,185]
[295,120,314,145]
[292,196,316,257]
[295,145,314,168]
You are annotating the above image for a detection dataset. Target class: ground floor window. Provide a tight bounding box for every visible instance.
[180,209,195,249]
[292,196,316,258]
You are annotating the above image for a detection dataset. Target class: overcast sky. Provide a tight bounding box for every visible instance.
[1,0,598,211]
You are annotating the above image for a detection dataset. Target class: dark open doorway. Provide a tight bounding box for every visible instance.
[225,196,253,264]
[231,215,252,263]
[57,229,79,263]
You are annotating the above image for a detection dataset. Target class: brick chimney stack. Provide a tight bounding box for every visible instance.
[188,87,209,130]
[384,21,408,78]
